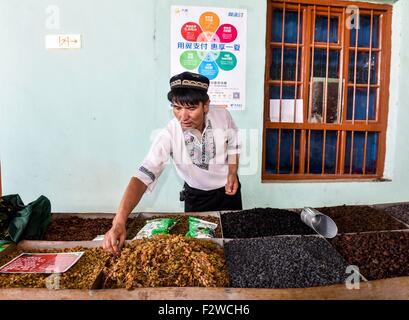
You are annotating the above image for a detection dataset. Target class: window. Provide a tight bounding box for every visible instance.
[263,0,392,180]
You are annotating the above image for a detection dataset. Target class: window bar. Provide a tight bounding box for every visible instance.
[300,129,307,174]
[308,6,316,175]
[299,6,309,175]
[335,130,340,172]
[293,4,301,123]
[300,6,306,101]
[339,131,346,174]
[338,8,348,175]
[292,129,296,173]
[308,5,317,121]
[279,4,286,123]
[338,8,346,125]
[322,129,327,174]
[323,6,331,125]
[376,14,383,122]
[273,128,279,174]
[363,11,374,175]
[272,80,303,85]
[352,12,360,125]
[376,86,381,123]
[307,129,311,173]
[277,128,282,173]
[337,9,342,46]
[349,131,355,174]
[352,83,379,88]
[366,11,374,124]
[292,5,302,174]
[321,6,331,174]
[265,3,272,124]
[340,8,352,126]
[276,4,286,174]
[363,131,368,174]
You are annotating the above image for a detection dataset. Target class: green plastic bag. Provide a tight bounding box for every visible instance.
[133,218,176,239]
[185,216,218,239]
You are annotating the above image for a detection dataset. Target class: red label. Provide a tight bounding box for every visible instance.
[215,24,238,43]
[0,252,84,273]
[181,22,203,41]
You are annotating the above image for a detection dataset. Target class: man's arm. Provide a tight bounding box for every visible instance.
[224,109,240,196]
[103,177,147,254]
[103,128,172,254]
[225,154,239,195]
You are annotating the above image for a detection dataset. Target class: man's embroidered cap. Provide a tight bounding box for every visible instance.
[169,72,209,92]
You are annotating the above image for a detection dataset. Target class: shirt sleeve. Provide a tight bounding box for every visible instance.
[225,110,241,155]
[133,129,172,192]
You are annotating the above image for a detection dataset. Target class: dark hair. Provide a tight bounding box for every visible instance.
[167,88,209,106]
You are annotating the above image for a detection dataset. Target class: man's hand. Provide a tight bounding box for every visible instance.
[225,174,239,196]
[103,222,126,255]
[103,177,148,255]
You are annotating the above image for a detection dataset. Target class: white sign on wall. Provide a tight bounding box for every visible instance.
[45,34,82,49]
[171,6,247,110]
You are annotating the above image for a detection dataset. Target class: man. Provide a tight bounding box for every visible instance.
[103,71,242,254]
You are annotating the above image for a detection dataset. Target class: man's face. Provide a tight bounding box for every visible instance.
[172,101,209,131]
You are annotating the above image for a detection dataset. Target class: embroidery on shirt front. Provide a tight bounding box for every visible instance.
[183,119,216,170]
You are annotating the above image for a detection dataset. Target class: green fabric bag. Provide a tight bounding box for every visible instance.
[0,194,26,239]
[0,194,52,242]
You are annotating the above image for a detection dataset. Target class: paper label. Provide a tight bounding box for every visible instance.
[0,252,84,274]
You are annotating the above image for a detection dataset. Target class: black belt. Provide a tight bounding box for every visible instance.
[180,180,243,212]
[180,183,225,201]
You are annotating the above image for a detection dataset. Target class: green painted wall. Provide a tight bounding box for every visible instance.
[0,0,407,212]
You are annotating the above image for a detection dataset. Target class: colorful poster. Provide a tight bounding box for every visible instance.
[171,6,247,110]
[0,252,84,273]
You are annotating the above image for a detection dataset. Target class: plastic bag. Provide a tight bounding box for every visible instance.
[185,216,217,239]
[133,218,176,239]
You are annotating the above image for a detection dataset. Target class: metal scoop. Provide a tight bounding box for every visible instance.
[300,207,338,238]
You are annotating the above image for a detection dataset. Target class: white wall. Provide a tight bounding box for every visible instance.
[0,0,407,212]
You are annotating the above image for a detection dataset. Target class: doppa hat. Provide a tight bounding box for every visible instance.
[169,71,210,92]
